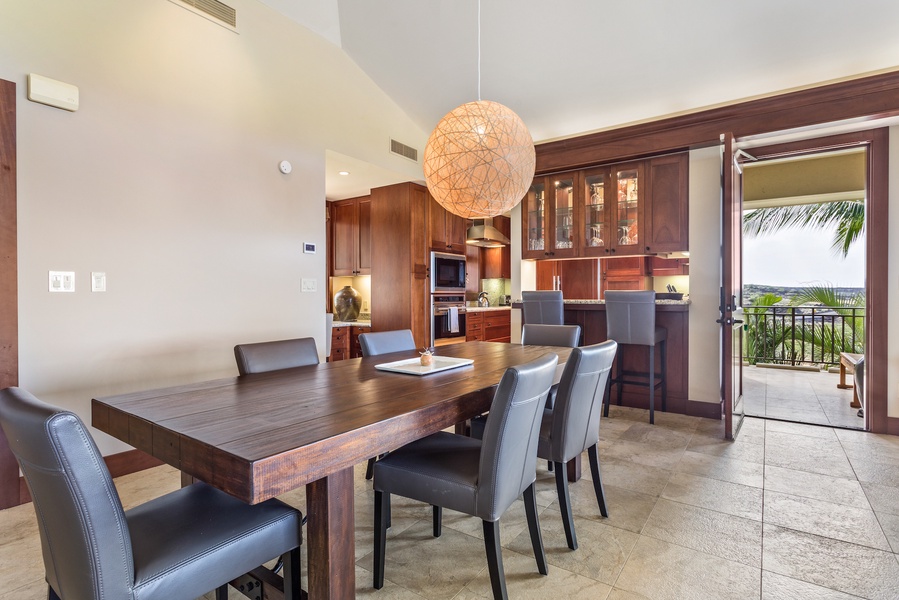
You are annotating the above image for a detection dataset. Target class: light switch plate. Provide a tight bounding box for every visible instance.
[301,278,316,292]
[91,272,107,292]
[49,271,75,292]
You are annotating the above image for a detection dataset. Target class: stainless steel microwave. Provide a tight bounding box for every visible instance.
[430,251,466,292]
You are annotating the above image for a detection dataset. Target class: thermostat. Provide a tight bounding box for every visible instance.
[303,242,316,254]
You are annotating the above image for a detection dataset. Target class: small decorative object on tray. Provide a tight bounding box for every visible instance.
[376,355,474,376]
[419,348,433,366]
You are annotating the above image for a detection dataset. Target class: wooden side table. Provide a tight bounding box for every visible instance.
[838,352,864,408]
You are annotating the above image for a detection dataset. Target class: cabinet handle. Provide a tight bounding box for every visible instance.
[645,247,651,252]
[611,248,616,254]
[605,249,610,254]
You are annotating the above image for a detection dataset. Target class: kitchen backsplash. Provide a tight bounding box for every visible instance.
[479,278,511,306]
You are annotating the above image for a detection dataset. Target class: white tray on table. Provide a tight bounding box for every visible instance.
[374,356,474,376]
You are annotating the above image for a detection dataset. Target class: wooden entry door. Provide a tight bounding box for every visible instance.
[0,78,19,509]
[720,133,744,440]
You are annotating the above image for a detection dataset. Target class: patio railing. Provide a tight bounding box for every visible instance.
[743,304,865,368]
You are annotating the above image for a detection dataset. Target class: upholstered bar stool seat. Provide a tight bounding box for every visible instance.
[603,290,667,424]
[521,290,564,325]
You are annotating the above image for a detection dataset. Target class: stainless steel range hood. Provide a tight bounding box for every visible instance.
[466,219,510,248]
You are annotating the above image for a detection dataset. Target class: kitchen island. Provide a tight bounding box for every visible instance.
[513,299,711,418]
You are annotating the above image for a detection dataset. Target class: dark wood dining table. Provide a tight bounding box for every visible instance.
[91,341,573,600]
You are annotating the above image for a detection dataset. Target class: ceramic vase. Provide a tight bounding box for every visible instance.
[333,285,361,321]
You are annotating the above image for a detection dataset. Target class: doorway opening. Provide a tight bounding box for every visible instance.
[741,148,867,430]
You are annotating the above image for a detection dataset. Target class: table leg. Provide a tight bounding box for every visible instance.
[837,361,852,390]
[306,468,355,600]
[566,454,582,483]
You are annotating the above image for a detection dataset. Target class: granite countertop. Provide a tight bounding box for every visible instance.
[465,306,512,313]
[332,320,372,327]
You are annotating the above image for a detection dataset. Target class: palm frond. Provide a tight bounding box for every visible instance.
[743,200,865,258]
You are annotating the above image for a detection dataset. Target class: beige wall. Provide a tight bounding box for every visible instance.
[0,0,426,454]
[687,147,723,404]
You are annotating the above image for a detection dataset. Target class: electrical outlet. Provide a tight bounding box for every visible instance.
[301,278,316,293]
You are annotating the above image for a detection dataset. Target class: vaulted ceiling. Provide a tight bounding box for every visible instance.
[258,0,899,197]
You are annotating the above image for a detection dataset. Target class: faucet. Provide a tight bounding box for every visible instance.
[477,292,489,307]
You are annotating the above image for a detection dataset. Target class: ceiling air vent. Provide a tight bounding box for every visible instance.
[170,0,237,30]
[390,138,419,162]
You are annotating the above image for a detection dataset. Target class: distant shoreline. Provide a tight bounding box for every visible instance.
[744,284,864,304]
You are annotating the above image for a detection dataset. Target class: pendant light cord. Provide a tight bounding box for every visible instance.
[477,0,481,101]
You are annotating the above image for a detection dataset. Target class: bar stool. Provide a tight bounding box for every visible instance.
[521,290,564,325]
[603,290,667,424]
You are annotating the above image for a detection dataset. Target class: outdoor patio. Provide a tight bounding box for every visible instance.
[743,364,864,430]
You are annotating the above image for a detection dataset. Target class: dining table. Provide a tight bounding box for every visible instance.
[91,341,574,600]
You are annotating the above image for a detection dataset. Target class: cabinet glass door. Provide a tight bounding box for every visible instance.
[582,170,608,257]
[614,167,640,253]
[524,180,546,258]
[551,175,577,258]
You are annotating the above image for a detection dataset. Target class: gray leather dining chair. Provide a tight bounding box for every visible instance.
[855,356,866,418]
[358,329,417,357]
[372,353,558,600]
[233,336,320,375]
[359,328,418,479]
[603,290,667,424]
[521,323,581,347]
[471,324,580,443]
[0,387,303,600]
[537,340,617,550]
[521,290,564,325]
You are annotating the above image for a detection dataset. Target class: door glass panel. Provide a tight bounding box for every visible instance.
[554,177,574,250]
[527,182,545,252]
[616,169,639,247]
[584,173,605,248]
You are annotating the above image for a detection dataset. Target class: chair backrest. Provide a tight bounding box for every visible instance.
[358,329,416,357]
[325,314,333,358]
[521,324,581,347]
[521,290,564,325]
[605,290,657,346]
[234,337,320,375]
[0,388,134,599]
[548,341,618,463]
[477,353,558,521]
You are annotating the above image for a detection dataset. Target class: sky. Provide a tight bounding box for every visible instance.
[743,224,865,288]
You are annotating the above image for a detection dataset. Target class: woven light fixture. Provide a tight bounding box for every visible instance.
[422,2,535,219]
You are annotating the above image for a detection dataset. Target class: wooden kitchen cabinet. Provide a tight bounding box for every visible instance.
[521,152,688,261]
[329,325,367,361]
[466,310,511,342]
[650,256,689,276]
[482,216,511,279]
[429,198,468,254]
[522,172,579,259]
[644,153,689,253]
[330,196,371,276]
[371,182,431,349]
[600,256,650,299]
[536,259,600,299]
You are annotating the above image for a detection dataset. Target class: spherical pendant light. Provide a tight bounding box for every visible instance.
[423,100,536,219]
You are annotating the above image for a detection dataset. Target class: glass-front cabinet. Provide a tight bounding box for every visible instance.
[522,172,579,259]
[581,168,608,257]
[611,162,644,256]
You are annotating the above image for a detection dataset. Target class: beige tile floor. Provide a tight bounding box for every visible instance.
[743,365,864,430]
[3,406,899,599]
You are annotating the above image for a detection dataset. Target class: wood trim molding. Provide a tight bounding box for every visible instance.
[0,78,18,510]
[536,69,899,173]
[18,449,164,505]
[687,400,722,420]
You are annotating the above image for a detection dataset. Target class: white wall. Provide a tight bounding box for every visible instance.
[0,0,427,454]
[688,147,724,404]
